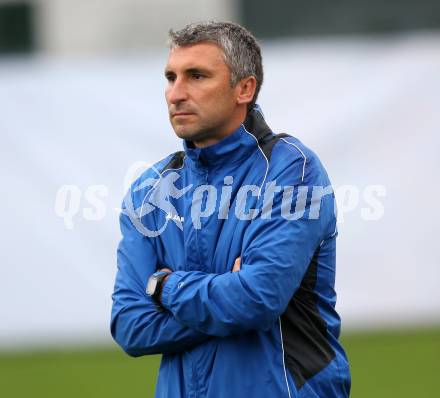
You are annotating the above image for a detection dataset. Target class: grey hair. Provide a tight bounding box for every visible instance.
[168,21,263,109]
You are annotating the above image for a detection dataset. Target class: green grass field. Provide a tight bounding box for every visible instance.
[0,328,439,397]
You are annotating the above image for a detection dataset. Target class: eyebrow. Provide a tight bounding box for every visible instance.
[164,66,212,76]
[186,67,210,74]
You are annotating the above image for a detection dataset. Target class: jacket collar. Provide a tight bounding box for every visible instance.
[183,105,273,168]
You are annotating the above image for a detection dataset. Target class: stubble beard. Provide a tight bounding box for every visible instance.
[171,117,219,144]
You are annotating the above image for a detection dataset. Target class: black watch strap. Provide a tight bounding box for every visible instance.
[152,272,170,305]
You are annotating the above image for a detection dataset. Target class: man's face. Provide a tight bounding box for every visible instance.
[164,42,243,147]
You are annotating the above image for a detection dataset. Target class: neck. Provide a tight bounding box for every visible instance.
[193,105,248,148]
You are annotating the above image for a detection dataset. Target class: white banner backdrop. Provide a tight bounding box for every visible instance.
[1,32,439,348]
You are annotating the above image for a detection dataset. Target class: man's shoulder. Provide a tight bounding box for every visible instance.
[272,134,317,163]
[269,133,329,185]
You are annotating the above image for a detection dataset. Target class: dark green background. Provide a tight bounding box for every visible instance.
[1,1,440,54]
[240,0,440,38]
[1,328,439,398]
[0,2,34,54]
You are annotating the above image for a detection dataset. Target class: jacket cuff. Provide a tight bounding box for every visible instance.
[161,271,184,310]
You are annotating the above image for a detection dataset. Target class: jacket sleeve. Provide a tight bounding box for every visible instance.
[110,202,209,357]
[161,151,336,337]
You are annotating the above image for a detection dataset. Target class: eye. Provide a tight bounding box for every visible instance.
[165,73,176,82]
[192,72,204,80]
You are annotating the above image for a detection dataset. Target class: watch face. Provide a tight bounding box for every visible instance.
[146,276,158,296]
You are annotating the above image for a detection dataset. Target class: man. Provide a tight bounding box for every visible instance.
[111,21,351,398]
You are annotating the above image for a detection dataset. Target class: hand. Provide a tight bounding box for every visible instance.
[232,257,241,273]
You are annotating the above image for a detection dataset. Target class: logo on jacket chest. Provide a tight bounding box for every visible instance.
[166,213,184,223]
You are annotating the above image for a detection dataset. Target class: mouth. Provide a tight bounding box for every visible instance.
[172,112,195,118]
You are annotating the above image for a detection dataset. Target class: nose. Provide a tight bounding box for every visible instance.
[166,77,188,105]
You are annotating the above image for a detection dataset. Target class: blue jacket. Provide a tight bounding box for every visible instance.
[111,107,351,397]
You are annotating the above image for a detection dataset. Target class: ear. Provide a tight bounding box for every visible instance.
[236,76,257,106]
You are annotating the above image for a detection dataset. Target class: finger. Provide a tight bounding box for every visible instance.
[232,257,241,272]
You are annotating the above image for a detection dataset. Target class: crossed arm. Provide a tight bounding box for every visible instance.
[110,204,242,357]
[112,197,321,358]
[111,155,333,356]
[158,257,241,303]
[110,211,212,357]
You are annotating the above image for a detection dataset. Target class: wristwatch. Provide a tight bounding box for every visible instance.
[146,271,171,306]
